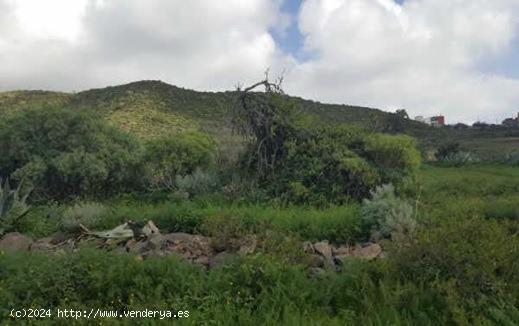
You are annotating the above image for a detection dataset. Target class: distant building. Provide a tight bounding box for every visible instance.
[414,115,445,127]
[430,116,445,127]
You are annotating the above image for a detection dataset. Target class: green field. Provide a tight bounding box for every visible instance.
[1,164,518,325]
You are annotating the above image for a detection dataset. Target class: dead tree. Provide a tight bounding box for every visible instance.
[231,71,296,179]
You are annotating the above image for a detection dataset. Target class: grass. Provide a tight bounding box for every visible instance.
[417,164,519,222]
[3,164,519,325]
[107,105,199,139]
[20,201,362,244]
[0,249,494,325]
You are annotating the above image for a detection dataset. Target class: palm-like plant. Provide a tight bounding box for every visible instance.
[0,178,31,235]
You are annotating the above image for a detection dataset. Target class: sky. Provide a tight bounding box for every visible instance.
[1,0,519,123]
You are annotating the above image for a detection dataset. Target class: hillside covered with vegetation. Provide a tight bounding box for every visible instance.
[0,80,430,138]
[0,80,518,324]
[3,80,518,162]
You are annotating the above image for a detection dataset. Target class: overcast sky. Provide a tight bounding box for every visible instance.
[1,0,519,123]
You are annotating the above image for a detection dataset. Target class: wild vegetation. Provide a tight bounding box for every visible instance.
[0,80,518,325]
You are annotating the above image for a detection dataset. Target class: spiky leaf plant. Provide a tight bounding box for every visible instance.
[0,178,31,235]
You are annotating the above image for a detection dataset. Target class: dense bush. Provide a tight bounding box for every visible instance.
[435,141,461,161]
[144,132,216,190]
[0,107,145,200]
[362,133,422,183]
[232,86,421,205]
[263,125,421,205]
[174,169,220,198]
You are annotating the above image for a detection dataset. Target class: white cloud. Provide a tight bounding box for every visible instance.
[1,0,519,123]
[0,0,286,91]
[8,0,88,41]
[285,0,519,123]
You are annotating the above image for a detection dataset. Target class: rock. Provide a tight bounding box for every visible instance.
[142,220,160,236]
[208,252,233,269]
[238,235,257,255]
[352,243,382,260]
[59,239,77,253]
[308,267,326,278]
[0,232,33,252]
[302,241,315,254]
[49,232,68,245]
[162,233,197,242]
[147,234,168,250]
[126,239,149,254]
[333,254,351,265]
[332,245,351,256]
[313,241,332,260]
[163,233,214,263]
[30,238,55,252]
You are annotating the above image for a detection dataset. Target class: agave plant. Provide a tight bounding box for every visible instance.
[0,178,31,234]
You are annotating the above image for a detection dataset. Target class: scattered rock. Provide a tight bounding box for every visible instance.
[163,233,213,264]
[125,239,149,254]
[49,232,68,245]
[309,241,384,270]
[143,220,160,236]
[163,232,197,242]
[333,254,351,265]
[0,232,33,252]
[313,241,332,260]
[30,238,55,252]
[2,219,384,272]
[238,235,257,255]
[352,243,382,260]
[332,245,351,256]
[147,234,168,250]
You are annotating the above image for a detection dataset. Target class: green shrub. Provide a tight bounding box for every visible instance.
[174,168,220,198]
[360,184,417,240]
[503,151,519,166]
[440,151,479,167]
[232,89,421,205]
[435,142,461,161]
[265,126,421,205]
[144,132,216,190]
[0,107,145,200]
[362,133,422,184]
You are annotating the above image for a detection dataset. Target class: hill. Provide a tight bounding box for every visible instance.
[1,80,517,158]
[0,80,427,135]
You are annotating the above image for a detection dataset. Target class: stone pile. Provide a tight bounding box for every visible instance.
[304,240,383,276]
[0,226,383,273]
